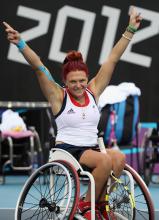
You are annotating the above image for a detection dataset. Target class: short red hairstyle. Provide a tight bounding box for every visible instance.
[62,51,89,82]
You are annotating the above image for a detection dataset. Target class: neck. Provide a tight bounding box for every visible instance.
[67,89,89,107]
[74,94,85,101]
[72,94,86,105]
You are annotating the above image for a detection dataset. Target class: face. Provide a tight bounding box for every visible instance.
[65,70,88,99]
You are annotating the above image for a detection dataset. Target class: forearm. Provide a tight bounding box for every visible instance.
[108,8,141,63]
[17,40,43,70]
[91,23,139,97]
[108,29,133,63]
[3,21,61,103]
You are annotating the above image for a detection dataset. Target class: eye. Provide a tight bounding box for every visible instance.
[80,79,86,83]
[70,80,76,85]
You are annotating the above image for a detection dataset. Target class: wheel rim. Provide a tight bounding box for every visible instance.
[55,160,80,219]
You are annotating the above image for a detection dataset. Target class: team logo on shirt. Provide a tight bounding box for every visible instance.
[67,108,75,114]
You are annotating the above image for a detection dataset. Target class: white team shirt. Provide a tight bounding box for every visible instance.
[55,88,100,146]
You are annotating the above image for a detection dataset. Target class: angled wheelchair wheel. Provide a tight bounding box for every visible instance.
[15,160,80,220]
[124,164,155,220]
[108,164,154,220]
[108,171,135,220]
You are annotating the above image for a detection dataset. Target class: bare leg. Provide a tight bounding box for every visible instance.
[79,150,112,202]
[98,149,126,201]
[106,149,126,177]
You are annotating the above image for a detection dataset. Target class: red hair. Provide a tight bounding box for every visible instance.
[62,51,89,81]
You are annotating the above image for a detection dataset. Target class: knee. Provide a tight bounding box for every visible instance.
[107,149,125,165]
[115,151,126,168]
[119,151,126,165]
[97,154,112,172]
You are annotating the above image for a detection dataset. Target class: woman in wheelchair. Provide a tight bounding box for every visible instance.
[3,7,142,220]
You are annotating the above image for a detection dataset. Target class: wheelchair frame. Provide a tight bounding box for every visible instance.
[140,127,159,186]
[0,127,43,184]
[15,148,155,220]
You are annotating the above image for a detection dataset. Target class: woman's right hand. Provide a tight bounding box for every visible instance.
[3,21,21,45]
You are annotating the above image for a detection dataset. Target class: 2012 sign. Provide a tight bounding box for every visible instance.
[7,5,159,68]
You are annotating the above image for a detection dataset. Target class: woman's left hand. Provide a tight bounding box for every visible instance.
[129,6,142,30]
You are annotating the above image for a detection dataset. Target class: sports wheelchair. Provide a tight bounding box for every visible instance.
[15,142,154,220]
[140,126,159,186]
[0,127,43,184]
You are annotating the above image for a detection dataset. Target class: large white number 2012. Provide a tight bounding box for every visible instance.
[7,5,159,67]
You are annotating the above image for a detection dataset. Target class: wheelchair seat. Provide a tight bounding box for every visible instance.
[1,130,34,139]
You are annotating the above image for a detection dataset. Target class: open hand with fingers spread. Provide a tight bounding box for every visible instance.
[3,21,21,45]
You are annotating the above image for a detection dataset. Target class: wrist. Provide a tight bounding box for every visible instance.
[126,24,137,34]
[122,34,132,41]
[16,39,26,51]
[122,29,134,41]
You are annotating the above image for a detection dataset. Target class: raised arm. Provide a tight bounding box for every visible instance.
[3,22,63,113]
[89,7,142,100]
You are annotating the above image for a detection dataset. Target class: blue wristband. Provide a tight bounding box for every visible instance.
[37,65,54,82]
[16,39,26,51]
